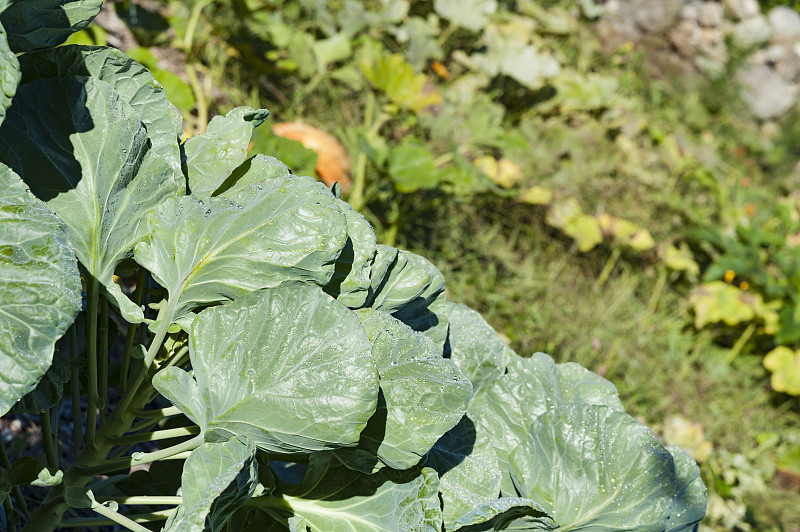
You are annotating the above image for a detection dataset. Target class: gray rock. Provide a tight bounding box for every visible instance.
[680,3,699,21]
[724,0,760,21]
[619,0,683,33]
[738,64,799,119]
[732,15,773,48]
[699,2,725,27]
[671,19,703,57]
[775,46,800,81]
[768,6,800,44]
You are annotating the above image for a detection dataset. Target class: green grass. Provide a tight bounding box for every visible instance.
[406,198,800,531]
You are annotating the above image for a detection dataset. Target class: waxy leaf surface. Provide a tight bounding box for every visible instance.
[184,106,270,196]
[162,286,378,453]
[445,300,513,400]
[0,0,102,52]
[214,154,292,196]
[665,446,707,532]
[469,352,624,489]
[280,453,443,531]
[509,403,677,531]
[18,45,183,174]
[0,16,19,128]
[345,309,471,470]
[135,175,347,323]
[0,75,181,322]
[325,199,377,308]
[367,248,449,348]
[0,165,81,416]
[165,436,257,532]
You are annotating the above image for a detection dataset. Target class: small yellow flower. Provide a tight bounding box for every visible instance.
[724,270,736,283]
[740,281,749,290]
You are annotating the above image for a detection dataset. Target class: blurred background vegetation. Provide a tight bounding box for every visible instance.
[51,0,800,529]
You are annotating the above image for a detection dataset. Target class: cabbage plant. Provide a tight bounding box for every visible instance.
[0,1,707,531]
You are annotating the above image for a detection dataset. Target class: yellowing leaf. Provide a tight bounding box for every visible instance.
[763,346,800,395]
[597,214,655,251]
[546,198,582,229]
[689,281,780,332]
[474,156,522,188]
[663,415,713,463]
[664,244,699,276]
[518,186,553,205]
[564,215,603,252]
[359,52,442,112]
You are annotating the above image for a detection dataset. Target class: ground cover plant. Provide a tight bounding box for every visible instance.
[107,0,800,528]
[0,1,708,531]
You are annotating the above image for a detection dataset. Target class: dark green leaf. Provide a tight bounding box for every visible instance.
[0,16,19,128]
[387,139,439,193]
[18,45,183,175]
[665,446,707,532]
[165,436,257,532]
[0,75,182,323]
[0,165,81,416]
[0,0,102,52]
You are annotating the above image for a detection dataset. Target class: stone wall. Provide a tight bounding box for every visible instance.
[595,0,800,120]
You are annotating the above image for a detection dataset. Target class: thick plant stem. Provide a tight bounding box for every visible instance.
[68,325,82,449]
[85,278,99,449]
[41,409,58,469]
[0,442,29,517]
[22,301,179,532]
[99,297,109,421]
[121,269,147,393]
[89,501,152,532]
[107,426,200,445]
[80,434,203,476]
[60,509,175,528]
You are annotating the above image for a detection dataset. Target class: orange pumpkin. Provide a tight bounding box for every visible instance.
[271,122,352,191]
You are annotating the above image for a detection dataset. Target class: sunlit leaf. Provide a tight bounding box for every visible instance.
[0,166,81,416]
[0,75,182,323]
[154,286,378,453]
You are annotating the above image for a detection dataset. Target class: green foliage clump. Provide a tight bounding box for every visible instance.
[0,2,706,532]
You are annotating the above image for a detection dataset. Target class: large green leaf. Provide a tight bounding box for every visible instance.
[324,199,378,309]
[10,327,71,414]
[18,45,183,174]
[153,286,378,454]
[213,155,293,197]
[0,16,19,128]
[468,353,623,498]
[340,309,471,470]
[445,300,513,401]
[276,453,443,531]
[387,139,439,193]
[184,106,270,196]
[0,165,81,416]
[164,436,257,532]
[0,75,182,323]
[366,248,449,349]
[0,0,102,52]
[508,403,677,531]
[665,446,707,532]
[134,175,347,324]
